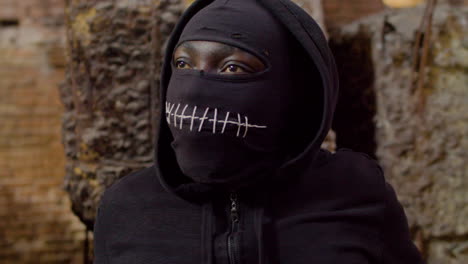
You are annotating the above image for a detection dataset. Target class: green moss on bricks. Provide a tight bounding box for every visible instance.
[71,8,97,47]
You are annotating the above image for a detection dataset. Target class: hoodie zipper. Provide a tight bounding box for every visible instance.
[227,192,240,264]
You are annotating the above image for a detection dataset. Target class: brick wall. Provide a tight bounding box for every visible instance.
[0,0,65,26]
[0,0,87,263]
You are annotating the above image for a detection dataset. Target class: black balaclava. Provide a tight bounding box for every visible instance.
[166,0,299,189]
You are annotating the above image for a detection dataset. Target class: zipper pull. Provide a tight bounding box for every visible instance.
[230,192,239,223]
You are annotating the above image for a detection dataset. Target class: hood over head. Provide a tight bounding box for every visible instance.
[155,0,339,199]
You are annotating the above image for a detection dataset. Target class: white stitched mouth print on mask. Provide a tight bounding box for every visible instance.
[165,66,292,186]
[165,102,267,138]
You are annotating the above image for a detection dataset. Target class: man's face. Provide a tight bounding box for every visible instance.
[173,40,266,75]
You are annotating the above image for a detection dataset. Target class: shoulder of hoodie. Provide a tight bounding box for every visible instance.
[315,148,385,181]
[98,165,162,209]
[291,148,387,204]
[321,147,385,191]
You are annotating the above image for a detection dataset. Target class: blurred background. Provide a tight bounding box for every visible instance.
[0,0,466,263]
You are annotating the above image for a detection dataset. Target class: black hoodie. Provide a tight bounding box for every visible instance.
[93,0,425,263]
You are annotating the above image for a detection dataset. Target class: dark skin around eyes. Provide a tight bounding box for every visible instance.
[173,40,266,75]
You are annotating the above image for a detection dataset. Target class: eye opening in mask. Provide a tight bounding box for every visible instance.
[171,39,272,78]
[170,65,271,82]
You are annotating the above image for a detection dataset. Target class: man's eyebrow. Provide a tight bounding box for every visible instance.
[178,41,195,52]
[216,44,236,55]
[206,44,237,60]
[178,41,236,56]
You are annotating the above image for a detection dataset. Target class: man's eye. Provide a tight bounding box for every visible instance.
[222,64,248,74]
[175,60,191,69]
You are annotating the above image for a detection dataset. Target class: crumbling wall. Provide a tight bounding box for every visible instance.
[323,0,468,30]
[61,0,183,229]
[330,5,467,264]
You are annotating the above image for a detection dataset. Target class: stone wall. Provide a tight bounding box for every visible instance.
[323,0,468,30]
[330,5,467,264]
[0,0,87,263]
[62,0,184,229]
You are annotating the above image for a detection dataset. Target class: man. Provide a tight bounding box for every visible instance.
[93,0,425,263]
